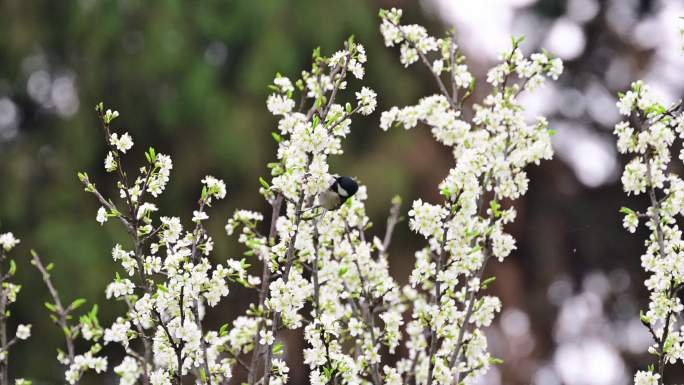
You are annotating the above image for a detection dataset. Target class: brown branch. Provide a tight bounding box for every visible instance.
[30,251,76,364]
[249,193,284,384]
[343,223,383,385]
[381,197,402,256]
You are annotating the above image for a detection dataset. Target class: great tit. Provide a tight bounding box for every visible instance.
[318,176,359,211]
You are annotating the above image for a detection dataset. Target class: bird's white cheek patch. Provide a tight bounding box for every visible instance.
[337,184,349,197]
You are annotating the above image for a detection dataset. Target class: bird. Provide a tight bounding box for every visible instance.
[318,176,359,211]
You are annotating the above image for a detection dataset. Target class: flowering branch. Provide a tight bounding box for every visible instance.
[76,102,245,385]
[31,251,76,364]
[224,35,381,385]
[0,233,30,385]
[31,250,106,385]
[615,80,684,385]
[379,8,562,385]
[7,9,569,385]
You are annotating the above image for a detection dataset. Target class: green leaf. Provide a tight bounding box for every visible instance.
[259,177,270,190]
[89,304,99,319]
[481,276,496,289]
[664,335,674,353]
[323,366,336,381]
[511,35,525,47]
[490,200,501,217]
[619,207,635,215]
[70,298,87,311]
[441,187,452,199]
[8,260,16,276]
[347,34,355,47]
[219,323,230,337]
[271,132,282,143]
[44,302,57,312]
[273,342,284,355]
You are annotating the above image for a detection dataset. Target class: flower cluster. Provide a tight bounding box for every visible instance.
[614,80,684,384]
[234,37,407,385]
[73,103,249,385]
[378,8,562,385]
[0,232,31,383]
[9,9,565,385]
[75,39,385,385]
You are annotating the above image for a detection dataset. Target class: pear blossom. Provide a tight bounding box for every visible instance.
[267,94,295,116]
[202,175,227,200]
[104,151,117,172]
[614,80,684,384]
[109,132,134,153]
[634,371,660,385]
[0,232,20,252]
[356,87,377,115]
[15,324,31,340]
[379,8,562,385]
[96,206,108,225]
[62,12,566,385]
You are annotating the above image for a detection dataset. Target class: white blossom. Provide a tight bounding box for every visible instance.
[113,356,141,385]
[615,79,684,384]
[96,206,108,225]
[0,232,20,252]
[379,8,562,384]
[267,94,295,116]
[15,324,31,340]
[202,175,227,200]
[104,151,117,172]
[109,132,134,153]
[634,371,660,385]
[356,87,377,115]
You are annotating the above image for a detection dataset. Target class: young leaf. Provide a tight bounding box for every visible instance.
[69,298,87,311]
[259,177,270,190]
[8,260,16,276]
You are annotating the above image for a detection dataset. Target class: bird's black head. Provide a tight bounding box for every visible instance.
[335,176,358,199]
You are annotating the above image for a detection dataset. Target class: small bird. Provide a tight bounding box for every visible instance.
[318,176,359,211]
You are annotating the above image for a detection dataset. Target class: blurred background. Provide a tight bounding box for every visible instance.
[1,0,683,384]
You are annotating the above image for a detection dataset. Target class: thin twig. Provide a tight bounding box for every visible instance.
[381,198,402,257]
[388,19,457,110]
[30,251,76,363]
